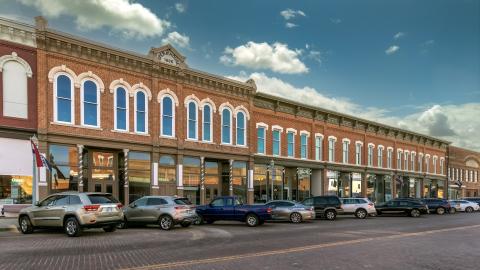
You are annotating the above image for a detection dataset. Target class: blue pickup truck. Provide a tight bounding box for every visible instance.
[196,196,272,227]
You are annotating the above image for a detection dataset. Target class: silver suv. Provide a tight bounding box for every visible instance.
[18,192,123,237]
[120,196,198,230]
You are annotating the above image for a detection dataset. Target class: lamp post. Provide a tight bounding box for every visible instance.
[268,159,275,201]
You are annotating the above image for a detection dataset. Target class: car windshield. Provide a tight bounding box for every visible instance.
[174,198,190,205]
[88,194,119,204]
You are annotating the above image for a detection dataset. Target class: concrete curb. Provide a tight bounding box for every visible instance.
[0,225,18,232]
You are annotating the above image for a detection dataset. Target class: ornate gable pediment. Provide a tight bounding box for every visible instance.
[148,44,187,68]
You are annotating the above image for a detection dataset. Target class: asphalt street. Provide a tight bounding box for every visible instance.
[1,213,479,270]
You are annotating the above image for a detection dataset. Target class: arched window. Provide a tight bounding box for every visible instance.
[203,104,212,142]
[236,111,246,146]
[221,108,232,144]
[187,101,198,140]
[114,87,128,131]
[81,80,99,127]
[2,61,28,118]
[161,96,174,137]
[134,91,148,133]
[54,74,74,123]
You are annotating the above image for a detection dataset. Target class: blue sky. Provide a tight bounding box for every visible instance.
[2,0,479,150]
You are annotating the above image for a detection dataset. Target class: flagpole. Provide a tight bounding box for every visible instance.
[31,136,37,206]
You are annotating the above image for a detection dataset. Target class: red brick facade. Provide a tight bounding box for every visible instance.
[448,146,480,198]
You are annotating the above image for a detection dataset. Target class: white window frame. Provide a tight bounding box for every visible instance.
[315,133,324,161]
[80,79,101,128]
[342,138,350,164]
[134,89,149,134]
[355,141,363,165]
[300,131,310,159]
[377,145,384,168]
[202,103,213,142]
[256,124,268,154]
[287,129,297,158]
[161,95,176,138]
[367,143,375,167]
[272,127,282,156]
[221,108,233,145]
[433,156,438,174]
[113,86,129,131]
[236,111,248,146]
[328,136,337,162]
[425,154,431,173]
[411,152,416,172]
[186,100,198,140]
[404,150,409,171]
[387,147,393,169]
[397,150,403,170]
[418,153,424,172]
[1,57,30,119]
[53,72,75,124]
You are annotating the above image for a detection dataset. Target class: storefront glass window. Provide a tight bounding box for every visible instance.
[367,174,392,203]
[183,157,200,204]
[396,176,409,198]
[49,144,79,192]
[129,151,150,202]
[438,180,445,198]
[423,179,432,198]
[232,161,247,202]
[0,175,32,204]
[254,165,268,203]
[327,170,338,196]
[297,168,311,201]
[158,155,176,196]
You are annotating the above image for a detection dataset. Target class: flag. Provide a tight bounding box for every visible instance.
[40,154,52,172]
[30,139,43,167]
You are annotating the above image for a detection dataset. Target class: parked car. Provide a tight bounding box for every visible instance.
[420,198,452,215]
[18,192,123,237]
[340,197,376,219]
[375,199,429,217]
[449,200,479,213]
[301,196,343,220]
[463,197,480,206]
[196,196,272,227]
[264,200,315,223]
[120,196,198,230]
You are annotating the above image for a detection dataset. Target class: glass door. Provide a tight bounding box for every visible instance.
[89,151,117,197]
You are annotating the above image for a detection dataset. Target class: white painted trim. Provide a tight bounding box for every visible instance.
[109,78,132,94]
[80,78,101,128]
[219,102,235,112]
[248,169,254,190]
[0,52,33,77]
[177,164,183,188]
[186,100,199,140]
[256,122,269,130]
[257,125,267,154]
[53,72,75,124]
[236,110,247,146]
[425,154,431,158]
[221,107,233,145]
[272,128,281,156]
[48,65,78,87]
[234,105,250,120]
[202,103,213,142]
[287,128,297,135]
[272,125,284,132]
[378,145,385,149]
[397,148,403,153]
[199,98,216,112]
[130,83,152,101]
[77,71,105,93]
[152,162,159,186]
[419,152,424,157]
[356,140,364,146]
[368,143,375,148]
[184,94,201,107]
[314,133,324,139]
[133,89,149,134]
[160,94,176,137]
[157,88,179,106]
[328,135,337,141]
[404,150,410,154]
[300,130,310,136]
[342,138,351,143]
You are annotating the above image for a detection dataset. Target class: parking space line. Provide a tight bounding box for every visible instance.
[120,224,480,270]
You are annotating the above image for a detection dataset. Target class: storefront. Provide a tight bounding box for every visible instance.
[0,138,33,205]
[366,174,393,203]
[423,178,446,198]
[394,176,421,198]
[327,170,362,198]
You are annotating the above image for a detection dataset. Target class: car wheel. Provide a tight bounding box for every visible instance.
[195,215,204,225]
[466,207,474,213]
[246,214,259,227]
[181,222,191,228]
[19,216,34,234]
[325,210,336,221]
[117,217,128,229]
[410,209,421,218]
[355,209,368,219]
[290,212,303,223]
[103,225,116,232]
[64,217,82,237]
[159,215,174,230]
[436,207,445,215]
[449,208,456,214]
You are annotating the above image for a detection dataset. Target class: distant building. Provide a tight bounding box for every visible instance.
[448,146,480,198]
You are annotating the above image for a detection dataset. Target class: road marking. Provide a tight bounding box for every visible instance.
[120,224,480,270]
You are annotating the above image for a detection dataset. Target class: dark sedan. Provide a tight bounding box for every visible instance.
[421,198,452,215]
[376,199,429,217]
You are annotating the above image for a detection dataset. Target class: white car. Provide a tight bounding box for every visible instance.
[449,200,479,213]
[340,198,377,219]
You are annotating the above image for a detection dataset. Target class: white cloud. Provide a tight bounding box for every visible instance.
[394,32,405,39]
[280,9,306,20]
[227,72,480,151]
[308,50,321,64]
[162,31,190,49]
[18,0,170,38]
[285,22,298,28]
[385,45,400,55]
[175,3,186,13]
[220,42,308,74]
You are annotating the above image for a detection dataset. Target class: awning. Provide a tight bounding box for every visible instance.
[0,138,32,176]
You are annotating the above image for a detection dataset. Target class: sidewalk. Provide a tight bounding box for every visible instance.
[0,217,19,232]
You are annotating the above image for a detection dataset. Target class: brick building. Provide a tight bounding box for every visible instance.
[0,17,37,206]
[448,146,480,198]
[0,16,451,206]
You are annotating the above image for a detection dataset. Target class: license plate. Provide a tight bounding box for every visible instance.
[102,207,114,213]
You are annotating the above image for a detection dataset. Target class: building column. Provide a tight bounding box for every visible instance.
[151,151,159,195]
[229,159,234,196]
[176,155,184,197]
[361,172,367,197]
[77,144,84,192]
[247,160,254,204]
[392,173,397,199]
[322,168,329,195]
[123,149,129,205]
[200,156,206,205]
